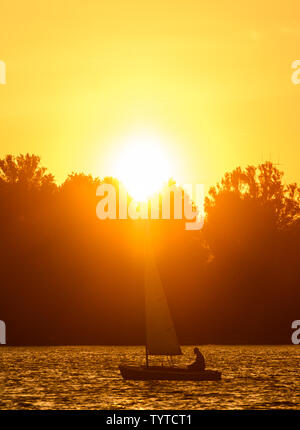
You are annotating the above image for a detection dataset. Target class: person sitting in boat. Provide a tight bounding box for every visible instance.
[187,347,205,371]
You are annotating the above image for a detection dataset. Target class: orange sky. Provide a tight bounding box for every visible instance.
[0,0,300,191]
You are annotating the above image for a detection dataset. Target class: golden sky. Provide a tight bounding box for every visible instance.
[0,0,300,191]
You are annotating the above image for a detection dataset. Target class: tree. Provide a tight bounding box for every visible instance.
[60,172,101,193]
[0,153,56,191]
[202,162,300,343]
[204,162,300,256]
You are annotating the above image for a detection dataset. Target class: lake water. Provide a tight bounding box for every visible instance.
[1,345,300,409]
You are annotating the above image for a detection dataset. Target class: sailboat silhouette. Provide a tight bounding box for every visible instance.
[119,224,221,381]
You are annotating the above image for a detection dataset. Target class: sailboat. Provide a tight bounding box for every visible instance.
[119,227,222,381]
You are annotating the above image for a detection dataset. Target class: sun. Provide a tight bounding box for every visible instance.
[113,132,173,201]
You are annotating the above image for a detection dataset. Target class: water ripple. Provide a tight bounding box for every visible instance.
[1,345,300,409]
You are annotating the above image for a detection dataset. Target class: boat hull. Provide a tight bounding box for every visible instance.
[119,365,221,381]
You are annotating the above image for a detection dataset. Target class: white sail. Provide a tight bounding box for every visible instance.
[144,244,182,356]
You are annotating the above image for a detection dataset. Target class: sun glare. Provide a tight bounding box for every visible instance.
[113,133,172,201]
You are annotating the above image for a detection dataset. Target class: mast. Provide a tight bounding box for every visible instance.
[144,221,150,367]
[144,221,182,358]
[145,345,149,367]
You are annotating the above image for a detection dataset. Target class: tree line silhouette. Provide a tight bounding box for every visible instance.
[0,154,299,345]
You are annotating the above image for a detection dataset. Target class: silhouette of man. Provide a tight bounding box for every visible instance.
[187,347,205,371]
